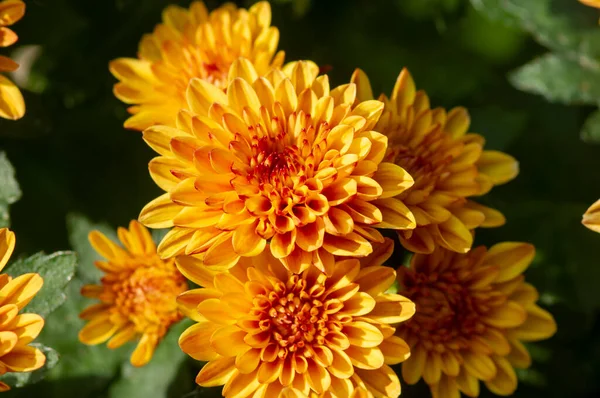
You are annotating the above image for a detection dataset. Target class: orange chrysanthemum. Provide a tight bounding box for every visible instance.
[396,243,556,398]
[176,247,415,398]
[139,59,416,275]
[0,0,25,120]
[351,68,518,254]
[0,228,46,392]
[110,1,284,131]
[582,198,600,233]
[78,221,188,367]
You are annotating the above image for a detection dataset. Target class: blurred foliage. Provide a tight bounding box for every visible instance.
[0,153,21,227]
[0,0,599,397]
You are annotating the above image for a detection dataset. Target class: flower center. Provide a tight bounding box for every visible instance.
[386,128,454,201]
[400,268,502,349]
[107,264,187,335]
[251,275,344,355]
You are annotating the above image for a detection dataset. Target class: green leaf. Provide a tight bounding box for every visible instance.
[107,321,193,398]
[471,0,600,63]
[66,213,116,283]
[510,53,600,104]
[0,345,59,388]
[0,152,21,228]
[6,251,77,318]
[580,110,600,143]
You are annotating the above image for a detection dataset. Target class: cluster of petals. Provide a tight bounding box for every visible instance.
[351,68,518,254]
[0,228,46,391]
[176,246,415,398]
[396,242,556,398]
[139,58,416,275]
[78,221,187,367]
[0,0,25,120]
[110,1,284,130]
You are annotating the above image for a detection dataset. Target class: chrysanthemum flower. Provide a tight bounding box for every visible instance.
[582,198,600,233]
[0,228,45,392]
[139,58,416,275]
[110,1,284,131]
[78,221,188,367]
[176,247,415,397]
[0,0,25,120]
[396,243,556,398]
[351,69,518,254]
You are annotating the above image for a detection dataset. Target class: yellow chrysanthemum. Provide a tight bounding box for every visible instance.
[582,198,600,233]
[176,247,415,398]
[351,68,518,254]
[396,243,556,398]
[78,221,188,367]
[580,0,600,8]
[138,58,416,275]
[0,228,46,392]
[110,1,284,131]
[0,0,25,120]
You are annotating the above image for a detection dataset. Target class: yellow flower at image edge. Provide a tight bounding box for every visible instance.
[352,69,518,255]
[397,243,556,398]
[110,1,284,130]
[580,0,600,9]
[0,228,45,392]
[78,221,188,367]
[0,0,26,120]
[139,59,416,275]
[176,245,415,397]
[582,198,600,233]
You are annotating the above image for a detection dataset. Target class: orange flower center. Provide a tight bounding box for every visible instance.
[399,267,503,349]
[386,128,454,201]
[243,274,348,358]
[105,263,187,336]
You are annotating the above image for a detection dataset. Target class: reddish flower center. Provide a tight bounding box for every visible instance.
[104,264,187,336]
[400,268,502,349]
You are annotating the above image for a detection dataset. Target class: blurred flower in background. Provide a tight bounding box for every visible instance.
[352,68,518,255]
[397,242,556,398]
[110,1,284,130]
[78,221,187,367]
[0,0,25,120]
[177,248,415,397]
[0,228,46,391]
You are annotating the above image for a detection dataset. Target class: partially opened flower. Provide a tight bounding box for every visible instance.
[0,0,26,120]
[139,59,415,275]
[0,228,45,392]
[110,1,284,130]
[176,247,415,397]
[78,221,188,367]
[352,68,518,254]
[396,242,556,398]
[582,198,600,233]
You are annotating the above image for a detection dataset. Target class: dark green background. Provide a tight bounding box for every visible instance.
[1,0,599,397]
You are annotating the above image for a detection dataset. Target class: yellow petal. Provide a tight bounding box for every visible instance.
[210,325,249,357]
[484,356,518,396]
[139,193,184,229]
[157,227,195,259]
[374,198,416,230]
[343,321,384,348]
[0,227,15,272]
[345,346,384,370]
[0,75,24,120]
[196,357,237,387]
[107,325,137,349]
[130,333,157,367]
[0,273,43,310]
[10,313,44,345]
[510,304,557,342]
[0,330,17,356]
[462,351,497,381]
[482,301,527,328]
[380,336,411,365]
[435,215,473,253]
[373,163,414,199]
[0,345,45,372]
[477,150,519,186]
[78,316,119,345]
[485,242,535,283]
[179,322,220,361]
[186,77,228,116]
[176,256,217,288]
[582,198,600,233]
[354,265,396,297]
[197,298,236,325]
[323,232,372,257]
[369,294,415,324]
[401,345,426,384]
[350,68,375,102]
